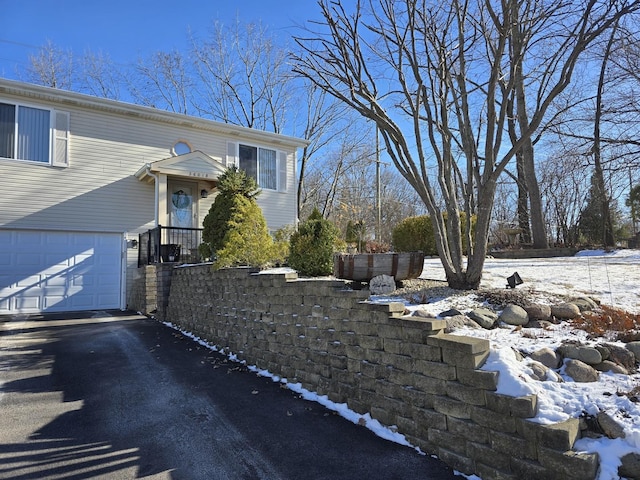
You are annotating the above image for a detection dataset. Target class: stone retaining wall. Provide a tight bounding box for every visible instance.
[146,264,600,480]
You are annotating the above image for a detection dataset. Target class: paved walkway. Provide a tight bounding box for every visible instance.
[0,311,458,480]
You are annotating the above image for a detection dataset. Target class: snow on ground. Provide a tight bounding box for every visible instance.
[172,249,640,480]
[399,249,640,479]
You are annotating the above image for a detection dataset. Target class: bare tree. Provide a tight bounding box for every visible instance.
[77,50,123,100]
[293,0,639,289]
[129,50,193,114]
[23,40,74,89]
[190,19,291,132]
[294,81,351,217]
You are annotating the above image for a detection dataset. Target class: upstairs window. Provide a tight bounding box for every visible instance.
[0,101,69,166]
[239,144,277,190]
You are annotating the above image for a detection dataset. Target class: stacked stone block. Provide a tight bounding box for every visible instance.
[151,264,599,480]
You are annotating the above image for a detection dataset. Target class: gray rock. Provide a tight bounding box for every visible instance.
[467,307,498,329]
[597,411,626,439]
[595,345,610,361]
[619,452,640,480]
[551,303,581,319]
[604,343,637,372]
[626,341,640,364]
[369,274,396,295]
[499,304,529,326]
[412,308,436,318]
[564,359,599,382]
[528,360,549,381]
[527,319,555,329]
[439,308,463,318]
[568,296,599,312]
[524,303,552,321]
[444,315,480,333]
[577,347,603,365]
[529,347,562,369]
[594,360,628,375]
[558,344,602,365]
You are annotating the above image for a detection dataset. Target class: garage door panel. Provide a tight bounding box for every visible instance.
[1,230,123,314]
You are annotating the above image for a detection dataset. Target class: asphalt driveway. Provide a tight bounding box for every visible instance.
[0,310,458,480]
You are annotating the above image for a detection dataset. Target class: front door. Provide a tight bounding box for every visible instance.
[168,181,197,228]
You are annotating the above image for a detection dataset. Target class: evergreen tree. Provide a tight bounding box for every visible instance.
[199,166,269,264]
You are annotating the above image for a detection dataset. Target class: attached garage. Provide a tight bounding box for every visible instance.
[0,230,124,314]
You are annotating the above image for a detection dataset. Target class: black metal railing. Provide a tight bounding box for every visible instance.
[138,225,203,266]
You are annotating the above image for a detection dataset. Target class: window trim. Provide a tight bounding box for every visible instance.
[0,98,69,167]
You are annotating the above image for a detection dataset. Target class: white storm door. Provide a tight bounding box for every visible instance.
[168,182,197,228]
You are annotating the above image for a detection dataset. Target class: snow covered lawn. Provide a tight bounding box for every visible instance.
[409,249,640,480]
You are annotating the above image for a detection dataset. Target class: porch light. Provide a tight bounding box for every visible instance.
[200,189,209,198]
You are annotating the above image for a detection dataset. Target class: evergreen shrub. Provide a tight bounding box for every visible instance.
[288,209,344,276]
[392,212,476,255]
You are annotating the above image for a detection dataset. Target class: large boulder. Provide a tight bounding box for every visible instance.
[524,303,552,321]
[499,304,529,326]
[551,303,581,320]
[626,341,640,364]
[558,344,602,366]
[529,347,562,369]
[564,359,599,382]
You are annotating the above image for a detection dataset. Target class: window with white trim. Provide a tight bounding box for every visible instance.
[0,100,69,166]
[239,143,281,191]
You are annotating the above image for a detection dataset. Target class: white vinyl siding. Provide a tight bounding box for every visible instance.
[0,88,299,275]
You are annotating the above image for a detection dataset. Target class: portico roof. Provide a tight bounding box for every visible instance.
[135,151,226,185]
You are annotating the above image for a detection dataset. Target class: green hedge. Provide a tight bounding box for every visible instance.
[392,212,476,255]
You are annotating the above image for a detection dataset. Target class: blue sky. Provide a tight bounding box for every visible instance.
[0,0,322,79]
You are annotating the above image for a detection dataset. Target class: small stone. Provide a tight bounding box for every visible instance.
[499,304,529,326]
[551,303,581,319]
[439,308,463,318]
[594,361,628,375]
[526,319,554,329]
[564,359,599,382]
[626,341,640,364]
[619,452,640,480]
[597,411,625,439]
[524,303,552,321]
[369,274,396,295]
[467,307,498,329]
[529,347,562,369]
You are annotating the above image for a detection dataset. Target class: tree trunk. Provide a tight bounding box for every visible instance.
[593,20,618,248]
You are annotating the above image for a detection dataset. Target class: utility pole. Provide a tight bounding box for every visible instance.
[376,125,381,241]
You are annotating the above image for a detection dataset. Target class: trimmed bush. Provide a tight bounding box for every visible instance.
[392,215,435,254]
[392,212,476,255]
[289,209,344,276]
[200,166,259,259]
[214,195,274,268]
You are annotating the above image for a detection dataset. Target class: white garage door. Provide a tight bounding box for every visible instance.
[0,230,123,314]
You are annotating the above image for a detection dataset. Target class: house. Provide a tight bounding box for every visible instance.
[0,78,307,315]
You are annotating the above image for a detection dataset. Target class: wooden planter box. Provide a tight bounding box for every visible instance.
[333,252,425,282]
